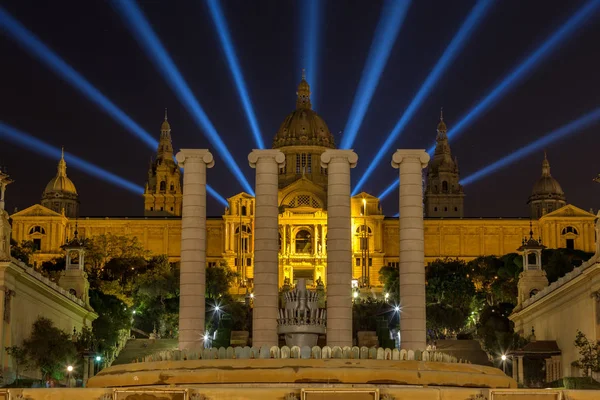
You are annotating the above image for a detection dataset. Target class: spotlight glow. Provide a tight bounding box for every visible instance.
[340,0,412,150]
[461,107,600,186]
[429,0,600,154]
[353,0,494,194]
[0,121,143,194]
[206,0,264,149]
[301,0,322,109]
[206,184,228,207]
[114,0,255,196]
[378,180,397,200]
[0,6,228,206]
[0,6,155,149]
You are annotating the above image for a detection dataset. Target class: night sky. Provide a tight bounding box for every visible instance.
[1,0,599,217]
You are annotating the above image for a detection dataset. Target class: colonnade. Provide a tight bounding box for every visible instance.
[177,148,428,351]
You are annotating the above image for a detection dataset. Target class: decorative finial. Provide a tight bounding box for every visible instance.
[164,108,168,121]
[529,219,534,239]
[440,107,444,121]
[61,146,65,160]
[302,68,306,80]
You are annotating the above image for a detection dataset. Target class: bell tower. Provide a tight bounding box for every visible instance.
[424,110,464,217]
[516,222,548,307]
[144,109,183,216]
[59,225,91,307]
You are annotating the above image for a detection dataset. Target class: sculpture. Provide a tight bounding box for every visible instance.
[277,278,326,347]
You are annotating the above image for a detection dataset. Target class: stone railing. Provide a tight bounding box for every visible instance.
[10,257,86,308]
[137,345,465,364]
[522,253,599,309]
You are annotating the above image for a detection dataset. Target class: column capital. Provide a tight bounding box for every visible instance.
[176,149,215,168]
[320,149,358,169]
[248,149,285,168]
[391,150,429,169]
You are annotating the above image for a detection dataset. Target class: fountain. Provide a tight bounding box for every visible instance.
[277,278,326,347]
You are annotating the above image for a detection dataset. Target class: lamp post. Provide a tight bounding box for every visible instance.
[66,365,73,387]
[361,198,370,288]
[501,354,507,374]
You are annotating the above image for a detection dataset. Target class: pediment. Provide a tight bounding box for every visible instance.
[540,204,595,220]
[279,178,326,208]
[226,192,254,203]
[352,192,379,200]
[11,204,64,218]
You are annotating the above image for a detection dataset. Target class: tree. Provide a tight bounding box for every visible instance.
[89,289,132,355]
[378,264,399,304]
[476,303,525,356]
[22,317,77,381]
[84,233,148,273]
[573,330,600,377]
[40,256,66,282]
[5,345,28,385]
[426,258,476,339]
[206,260,238,300]
[10,239,35,265]
[542,249,593,284]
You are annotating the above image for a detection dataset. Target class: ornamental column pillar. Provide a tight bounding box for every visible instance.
[175,149,214,351]
[517,355,524,384]
[391,149,430,351]
[321,150,358,348]
[249,149,285,347]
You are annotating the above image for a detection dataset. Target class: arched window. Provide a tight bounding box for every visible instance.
[28,226,46,235]
[159,181,166,191]
[295,230,312,253]
[442,181,448,193]
[170,183,175,191]
[434,207,438,212]
[561,226,579,235]
[529,289,539,297]
[241,205,247,216]
[69,288,77,296]
[355,225,372,234]
[527,253,537,267]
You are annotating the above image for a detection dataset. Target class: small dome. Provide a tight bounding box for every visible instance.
[530,153,565,200]
[43,150,77,195]
[272,71,335,149]
[44,175,77,195]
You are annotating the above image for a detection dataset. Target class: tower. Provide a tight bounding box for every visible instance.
[41,148,79,218]
[59,224,91,307]
[528,152,566,219]
[424,110,464,217]
[0,167,13,261]
[516,222,548,307]
[144,110,183,216]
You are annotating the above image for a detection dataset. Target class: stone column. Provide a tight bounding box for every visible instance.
[321,150,358,348]
[175,149,214,351]
[391,150,429,351]
[517,355,524,384]
[249,149,285,347]
[512,356,518,381]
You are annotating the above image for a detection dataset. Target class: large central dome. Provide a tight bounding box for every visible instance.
[273,72,335,149]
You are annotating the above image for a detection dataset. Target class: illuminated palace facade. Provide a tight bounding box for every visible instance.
[10,76,596,290]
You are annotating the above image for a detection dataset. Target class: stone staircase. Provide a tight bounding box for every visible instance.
[111,339,178,366]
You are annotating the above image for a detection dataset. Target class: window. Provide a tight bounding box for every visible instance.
[207,262,217,268]
[444,207,448,211]
[434,207,438,212]
[247,258,252,266]
[241,205,247,216]
[368,258,373,267]
[320,166,327,175]
[28,226,46,235]
[170,183,174,191]
[355,225,372,234]
[355,258,361,266]
[160,207,164,211]
[566,238,575,250]
[530,289,539,297]
[527,253,537,266]
[235,225,252,252]
[296,153,312,173]
[561,226,579,235]
[454,207,458,212]
[279,163,287,175]
[442,181,448,193]
[296,154,301,174]
[295,230,312,253]
[387,261,399,268]
[150,207,154,211]
[32,238,41,251]
[170,207,174,212]
[160,181,166,191]
[306,154,312,173]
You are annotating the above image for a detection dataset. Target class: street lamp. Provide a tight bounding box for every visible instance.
[66,365,73,388]
[501,354,507,374]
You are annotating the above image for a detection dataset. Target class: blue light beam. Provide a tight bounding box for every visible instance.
[340,0,412,150]
[206,183,228,207]
[0,122,143,194]
[0,5,156,149]
[301,0,322,109]
[378,180,397,200]
[113,0,255,196]
[429,0,600,154]
[0,6,228,206]
[353,0,495,195]
[206,0,264,149]
[460,107,600,186]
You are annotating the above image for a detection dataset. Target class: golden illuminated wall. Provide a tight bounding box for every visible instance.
[11,203,596,286]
